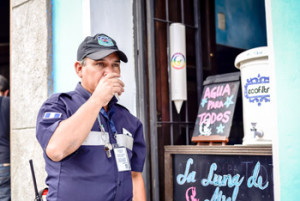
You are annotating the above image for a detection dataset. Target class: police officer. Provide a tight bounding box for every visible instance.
[36,33,146,201]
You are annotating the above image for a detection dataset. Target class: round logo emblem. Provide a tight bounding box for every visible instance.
[171,53,186,69]
[98,35,114,47]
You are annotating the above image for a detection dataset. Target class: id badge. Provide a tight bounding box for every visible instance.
[114,147,131,172]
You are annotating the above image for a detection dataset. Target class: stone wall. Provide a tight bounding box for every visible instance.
[11,0,51,200]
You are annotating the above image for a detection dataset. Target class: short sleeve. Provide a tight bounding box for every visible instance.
[36,97,68,151]
[130,121,146,172]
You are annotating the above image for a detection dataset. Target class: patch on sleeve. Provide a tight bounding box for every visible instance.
[43,112,62,119]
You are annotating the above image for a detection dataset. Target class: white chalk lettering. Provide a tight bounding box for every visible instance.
[247,161,269,190]
[201,163,244,201]
[177,158,196,185]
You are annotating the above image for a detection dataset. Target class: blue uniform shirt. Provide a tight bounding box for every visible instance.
[36,83,146,201]
[0,96,10,163]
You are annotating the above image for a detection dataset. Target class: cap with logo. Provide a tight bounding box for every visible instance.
[77,33,128,63]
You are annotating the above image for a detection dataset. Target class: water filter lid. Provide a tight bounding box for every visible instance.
[235,46,268,69]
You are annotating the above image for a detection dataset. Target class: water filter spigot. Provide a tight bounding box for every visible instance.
[250,122,264,138]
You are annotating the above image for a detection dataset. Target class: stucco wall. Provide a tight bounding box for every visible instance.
[11,0,51,200]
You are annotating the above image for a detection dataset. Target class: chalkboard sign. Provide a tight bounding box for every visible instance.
[164,145,273,201]
[192,72,240,140]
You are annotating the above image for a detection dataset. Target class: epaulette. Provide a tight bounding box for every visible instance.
[59,91,77,99]
[115,103,130,112]
[47,91,74,102]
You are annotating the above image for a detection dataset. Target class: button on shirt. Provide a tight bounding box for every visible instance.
[36,83,146,201]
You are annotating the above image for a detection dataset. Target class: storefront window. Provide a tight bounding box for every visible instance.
[147,0,267,200]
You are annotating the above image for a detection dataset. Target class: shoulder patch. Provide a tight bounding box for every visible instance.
[43,112,62,119]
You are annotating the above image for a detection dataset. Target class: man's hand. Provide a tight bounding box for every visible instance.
[93,72,124,107]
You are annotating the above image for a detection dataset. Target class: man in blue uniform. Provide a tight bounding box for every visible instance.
[36,33,146,201]
[0,75,10,201]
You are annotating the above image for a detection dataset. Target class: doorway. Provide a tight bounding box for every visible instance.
[0,0,10,85]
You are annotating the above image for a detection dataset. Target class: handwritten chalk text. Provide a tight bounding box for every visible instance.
[207,100,224,110]
[247,161,269,190]
[176,159,270,201]
[186,187,200,201]
[198,111,231,125]
[203,84,231,99]
[177,158,196,185]
[201,163,244,201]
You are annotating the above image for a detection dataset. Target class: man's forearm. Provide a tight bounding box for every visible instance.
[46,95,104,161]
[46,73,124,162]
[132,171,146,201]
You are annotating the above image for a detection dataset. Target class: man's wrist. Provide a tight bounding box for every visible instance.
[89,94,106,110]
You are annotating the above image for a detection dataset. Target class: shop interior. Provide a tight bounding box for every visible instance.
[148,0,267,200]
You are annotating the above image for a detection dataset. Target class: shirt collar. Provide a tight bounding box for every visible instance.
[75,82,91,100]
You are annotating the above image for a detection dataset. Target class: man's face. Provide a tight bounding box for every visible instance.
[77,52,121,94]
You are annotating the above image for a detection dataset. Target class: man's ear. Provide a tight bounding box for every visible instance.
[74,61,83,78]
[4,89,9,96]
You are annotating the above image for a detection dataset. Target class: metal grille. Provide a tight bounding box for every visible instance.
[146,0,204,200]
[153,0,203,145]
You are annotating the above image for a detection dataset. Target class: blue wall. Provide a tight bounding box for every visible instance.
[215,0,267,49]
[271,0,300,200]
[52,0,82,93]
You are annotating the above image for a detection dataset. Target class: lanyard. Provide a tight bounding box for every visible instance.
[97,108,117,134]
[97,115,105,132]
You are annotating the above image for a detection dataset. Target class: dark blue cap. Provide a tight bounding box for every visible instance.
[77,33,128,63]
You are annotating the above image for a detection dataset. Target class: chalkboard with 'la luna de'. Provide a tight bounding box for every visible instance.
[193,72,240,138]
[173,154,273,201]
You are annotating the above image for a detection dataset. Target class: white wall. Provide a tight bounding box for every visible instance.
[52,0,83,93]
[89,0,137,115]
[53,0,136,115]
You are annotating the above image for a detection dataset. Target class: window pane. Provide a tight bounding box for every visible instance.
[154,0,166,20]
[184,0,195,26]
[186,27,198,121]
[154,21,170,121]
[169,0,181,22]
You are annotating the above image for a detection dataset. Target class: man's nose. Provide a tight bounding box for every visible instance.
[104,66,114,74]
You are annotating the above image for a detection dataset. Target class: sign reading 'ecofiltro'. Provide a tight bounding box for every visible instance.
[244,74,270,106]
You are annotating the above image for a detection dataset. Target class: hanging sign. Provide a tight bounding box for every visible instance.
[170,23,187,113]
